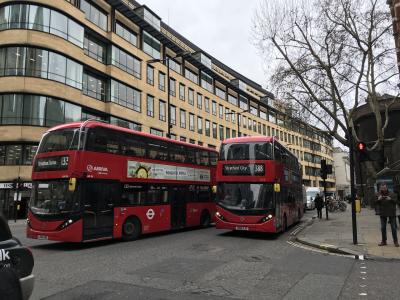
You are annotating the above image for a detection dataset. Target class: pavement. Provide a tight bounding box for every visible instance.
[297,206,400,260]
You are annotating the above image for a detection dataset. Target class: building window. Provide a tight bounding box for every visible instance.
[248,118,252,130]
[80,0,107,31]
[150,128,163,137]
[168,57,181,74]
[146,65,154,85]
[212,122,217,139]
[197,93,202,109]
[226,127,231,139]
[185,67,198,83]
[111,46,141,78]
[231,112,236,124]
[180,136,186,142]
[263,124,266,135]
[205,97,210,112]
[82,72,106,101]
[115,22,137,46]
[219,105,224,119]
[0,46,83,89]
[198,141,203,146]
[0,144,38,166]
[212,101,217,116]
[110,116,141,131]
[169,78,176,96]
[225,108,230,121]
[254,120,257,132]
[189,139,195,144]
[180,109,186,128]
[200,71,213,92]
[205,120,210,137]
[0,4,84,47]
[179,84,185,100]
[188,88,194,105]
[158,72,165,91]
[216,87,226,100]
[189,113,195,131]
[170,105,176,125]
[110,80,141,112]
[143,31,161,59]
[232,129,236,138]
[84,34,106,63]
[219,125,224,140]
[228,94,238,106]
[146,95,154,117]
[197,117,203,134]
[239,95,248,110]
[159,100,166,122]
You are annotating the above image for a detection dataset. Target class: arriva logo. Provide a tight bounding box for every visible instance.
[0,249,10,261]
[86,165,109,173]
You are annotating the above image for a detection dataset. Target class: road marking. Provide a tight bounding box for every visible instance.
[359,293,367,296]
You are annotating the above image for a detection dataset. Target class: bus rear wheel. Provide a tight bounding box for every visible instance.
[122,217,141,241]
[200,211,211,228]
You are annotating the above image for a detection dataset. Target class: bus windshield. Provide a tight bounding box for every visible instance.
[30,181,80,216]
[217,183,274,211]
[219,142,272,161]
[38,128,80,153]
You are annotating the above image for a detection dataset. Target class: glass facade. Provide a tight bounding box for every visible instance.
[80,0,107,31]
[200,71,213,92]
[158,72,165,91]
[111,46,141,78]
[115,22,137,46]
[185,68,198,83]
[0,4,84,47]
[146,95,154,117]
[0,144,38,166]
[147,65,154,85]
[0,94,80,126]
[159,100,166,121]
[82,72,106,101]
[143,31,161,59]
[83,34,107,63]
[110,80,141,112]
[0,46,83,89]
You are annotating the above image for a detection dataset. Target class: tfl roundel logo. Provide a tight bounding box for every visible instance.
[86,164,93,172]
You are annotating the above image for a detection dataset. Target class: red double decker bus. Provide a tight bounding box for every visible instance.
[215,136,303,233]
[27,121,218,242]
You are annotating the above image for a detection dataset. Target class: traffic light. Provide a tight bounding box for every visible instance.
[356,141,368,162]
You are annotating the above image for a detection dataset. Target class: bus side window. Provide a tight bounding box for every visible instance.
[169,145,186,163]
[274,145,281,162]
[86,127,120,154]
[121,133,146,157]
[186,149,196,164]
[145,185,168,205]
[209,152,217,166]
[121,185,146,205]
[200,151,209,166]
[197,185,211,202]
[148,140,168,161]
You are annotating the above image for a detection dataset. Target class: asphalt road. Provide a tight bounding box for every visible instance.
[9,211,400,299]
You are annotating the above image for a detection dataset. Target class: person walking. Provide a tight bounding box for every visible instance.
[375,183,399,247]
[314,193,324,219]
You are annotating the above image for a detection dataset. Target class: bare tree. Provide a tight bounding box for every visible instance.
[253,0,398,150]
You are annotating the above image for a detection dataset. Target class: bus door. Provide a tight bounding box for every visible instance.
[170,186,186,229]
[82,180,118,241]
[274,191,282,231]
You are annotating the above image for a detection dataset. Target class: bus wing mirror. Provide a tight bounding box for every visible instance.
[273,183,280,193]
[69,178,77,192]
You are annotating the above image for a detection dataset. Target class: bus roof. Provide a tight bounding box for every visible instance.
[47,121,218,153]
[222,136,276,144]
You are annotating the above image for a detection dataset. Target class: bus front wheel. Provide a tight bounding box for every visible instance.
[122,217,141,241]
[200,210,211,228]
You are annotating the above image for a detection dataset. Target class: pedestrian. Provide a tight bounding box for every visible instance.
[375,183,399,247]
[314,193,324,219]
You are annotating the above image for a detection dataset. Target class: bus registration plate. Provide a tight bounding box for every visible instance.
[235,226,249,231]
[37,235,48,240]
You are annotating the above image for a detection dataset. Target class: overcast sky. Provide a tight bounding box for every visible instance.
[140,0,268,89]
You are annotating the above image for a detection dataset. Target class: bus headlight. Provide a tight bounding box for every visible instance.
[58,219,75,230]
[215,211,225,220]
[259,214,273,223]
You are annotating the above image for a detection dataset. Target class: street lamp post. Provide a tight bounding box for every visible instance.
[147,52,191,138]
[225,109,249,137]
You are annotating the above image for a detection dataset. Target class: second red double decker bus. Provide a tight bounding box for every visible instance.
[215,136,303,233]
[27,121,218,242]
